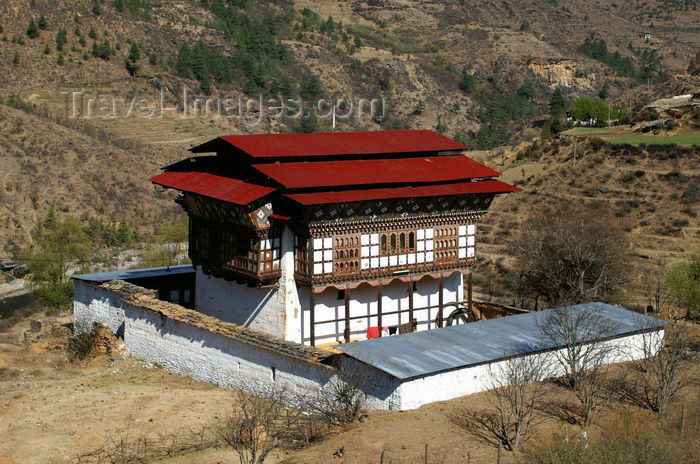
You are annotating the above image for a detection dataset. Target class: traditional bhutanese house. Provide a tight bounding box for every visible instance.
[149,130,519,347]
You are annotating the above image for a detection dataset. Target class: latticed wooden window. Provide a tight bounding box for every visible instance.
[333,234,360,275]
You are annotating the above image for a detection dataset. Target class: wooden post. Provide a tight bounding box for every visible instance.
[408,277,414,326]
[344,286,350,343]
[310,289,315,347]
[564,425,568,443]
[425,443,429,464]
[467,452,471,464]
[438,275,443,328]
[380,450,385,464]
[467,270,473,315]
[377,282,383,337]
[497,443,502,464]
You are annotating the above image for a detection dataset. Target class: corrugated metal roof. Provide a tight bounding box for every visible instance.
[253,155,501,189]
[285,180,520,205]
[334,303,670,380]
[190,130,468,158]
[72,265,195,282]
[150,171,275,205]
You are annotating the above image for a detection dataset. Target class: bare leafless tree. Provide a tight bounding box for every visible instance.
[626,318,694,414]
[215,387,302,464]
[449,352,553,451]
[300,362,368,428]
[509,203,629,309]
[538,305,623,429]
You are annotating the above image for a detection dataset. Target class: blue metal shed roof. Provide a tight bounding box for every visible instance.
[334,303,670,380]
[72,265,195,282]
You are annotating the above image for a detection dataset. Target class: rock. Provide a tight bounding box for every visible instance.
[11,265,27,278]
[599,186,608,193]
[29,320,41,333]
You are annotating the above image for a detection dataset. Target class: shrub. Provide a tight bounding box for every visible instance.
[26,19,39,38]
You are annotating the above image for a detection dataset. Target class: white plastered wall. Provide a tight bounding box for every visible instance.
[192,226,302,342]
[396,332,655,410]
[298,272,463,345]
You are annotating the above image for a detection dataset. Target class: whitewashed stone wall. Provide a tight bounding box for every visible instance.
[73,279,659,411]
[396,332,654,410]
[73,279,397,409]
[194,267,286,337]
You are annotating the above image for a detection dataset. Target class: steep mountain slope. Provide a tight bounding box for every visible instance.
[0,0,698,281]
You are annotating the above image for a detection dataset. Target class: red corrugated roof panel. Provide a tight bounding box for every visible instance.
[190,130,468,158]
[253,155,500,189]
[284,180,521,205]
[150,171,274,205]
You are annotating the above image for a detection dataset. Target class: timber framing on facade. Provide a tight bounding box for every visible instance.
[150,130,519,346]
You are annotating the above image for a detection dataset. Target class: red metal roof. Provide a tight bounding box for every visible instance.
[190,130,468,158]
[284,180,521,205]
[150,171,274,205]
[253,155,500,189]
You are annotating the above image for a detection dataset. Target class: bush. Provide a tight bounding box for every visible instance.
[26,19,39,38]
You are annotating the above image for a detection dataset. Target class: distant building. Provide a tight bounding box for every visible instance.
[149,130,519,346]
[643,31,652,40]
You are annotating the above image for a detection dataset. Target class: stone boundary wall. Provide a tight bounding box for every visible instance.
[73,279,661,411]
[73,280,339,401]
[74,279,400,409]
[396,332,651,410]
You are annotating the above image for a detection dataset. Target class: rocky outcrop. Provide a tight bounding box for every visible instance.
[526,58,596,90]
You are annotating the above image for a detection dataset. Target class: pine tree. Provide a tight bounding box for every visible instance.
[548,87,566,117]
[27,19,39,38]
[37,15,47,30]
[128,42,141,62]
[125,42,141,75]
[56,28,68,52]
[12,51,20,65]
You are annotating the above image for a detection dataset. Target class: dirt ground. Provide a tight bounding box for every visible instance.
[0,312,697,464]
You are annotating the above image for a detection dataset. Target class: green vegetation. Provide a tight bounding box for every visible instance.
[465,72,540,149]
[12,51,20,65]
[139,217,190,267]
[37,15,47,30]
[666,250,700,318]
[56,27,68,52]
[125,42,141,75]
[113,0,152,19]
[579,38,636,78]
[91,39,115,60]
[549,87,566,117]
[345,24,424,55]
[5,94,35,114]
[172,1,296,95]
[26,19,39,38]
[608,134,700,146]
[578,38,662,83]
[23,214,91,310]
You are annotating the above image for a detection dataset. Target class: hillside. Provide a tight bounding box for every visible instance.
[0,0,698,291]
[470,134,700,310]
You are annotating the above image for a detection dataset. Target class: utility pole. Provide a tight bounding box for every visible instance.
[573,136,577,167]
[608,101,611,131]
